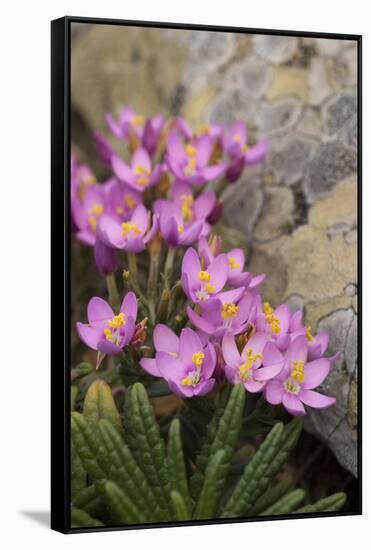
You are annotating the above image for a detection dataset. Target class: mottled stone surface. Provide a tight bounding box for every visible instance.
[71,26,358,475]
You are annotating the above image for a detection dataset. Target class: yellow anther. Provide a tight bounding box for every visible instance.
[82,174,97,185]
[306,326,314,342]
[121,222,141,237]
[108,312,126,329]
[196,125,210,135]
[228,256,241,270]
[88,216,98,232]
[192,352,205,368]
[134,164,150,175]
[233,134,242,143]
[242,144,250,153]
[284,379,300,394]
[116,207,124,215]
[89,203,104,216]
[263,302,281,334]
[292,360,305,383]
[178,225,184,234]
[204,283,216,294]
[185,143,197,157]
[124,194,137,209]
[181,194,194,222]
[221,302,239,320]
[181,377,192,386]
[198,271,211,282]
[185,157,197,175]
[104,328,113,341]
[132,115,145,126]
[239,347,263,380]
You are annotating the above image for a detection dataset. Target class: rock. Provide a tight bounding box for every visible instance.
[322,92,357,140]
[207,88,257,126]
[256,99,303,137]
[225,56,272,99]
[303,142,357,203]
[266,66,308,101]
[222,176,264,241]
[314,38,343,56]
[253,35,298,63]
[308,56,350,106]
[297,107,322,139]
[247,177,358,476]
[268,134,317,186]
[253,187,294,242]
[71,25,188,132]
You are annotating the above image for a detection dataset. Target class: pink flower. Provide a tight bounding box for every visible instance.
[97,204,158,253]
[140,325,216,397]
[264,336,336,416]
[181,247,229,303]
[222,331,284,392]
[76,293,138,355]
[111,148,162,193]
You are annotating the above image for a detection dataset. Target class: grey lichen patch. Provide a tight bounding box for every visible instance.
[253,35,298,64]
[344,314,358,376]
[225,56,272,99]
[322,92,357,140]
[303,142,357,203]
[314,38,343,57]
[296,107,322,139]
[268,134,317,186]
[256,99,303,137]
[222,177,264,241]
[253,186,294,242]
[206,88,257,126]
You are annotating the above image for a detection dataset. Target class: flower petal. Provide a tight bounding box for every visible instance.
[222,331,241,369]
[87,297,113,324]
[299,389,336,409]
[154,324,179,353]
[179,328,203,363]
[76,322,100,351]
[282,392,306,416]
[140,358,161,377]
[120,291,138,321]
[264,380,284,405]
[302,358,331,390]
[156,351,185,381]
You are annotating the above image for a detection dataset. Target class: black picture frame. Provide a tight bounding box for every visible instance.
[51,15,362,534]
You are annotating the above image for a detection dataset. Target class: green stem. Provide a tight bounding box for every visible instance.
[147,253,160,300]
[164,247,176,285]
[105,273,120,310]
[127,253,139,286]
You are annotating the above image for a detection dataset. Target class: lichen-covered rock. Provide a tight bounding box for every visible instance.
[322,92,357,140]
[248,177,358,475]
[253,35,298,63]
[268,134,317,186]
[256,99,303,137]
[303,142,357,203]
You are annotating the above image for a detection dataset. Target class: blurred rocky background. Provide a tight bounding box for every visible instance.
[71,24,358,478]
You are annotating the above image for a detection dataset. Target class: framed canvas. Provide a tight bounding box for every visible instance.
[51,16,362,534]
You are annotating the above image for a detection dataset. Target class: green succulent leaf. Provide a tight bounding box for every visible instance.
[168,418,192,514]
[294,492,347,514]
[193,449,227,520]
[170,491,191,521]
[248,477,295,515]
[71,386,79,412]
[71,412,110,480]
[260,488,306,515]
[83,379,124,438]
[191,385,245,498]
[102,480,147,524]
[124,383,171,514]
[71,439,87,500]
[70,506,104,528]
[99,419,166,522]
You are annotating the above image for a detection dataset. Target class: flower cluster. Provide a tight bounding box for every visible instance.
[73,106,336,417]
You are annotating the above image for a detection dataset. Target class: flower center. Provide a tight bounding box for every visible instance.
[198,270,211,282]
[192,351,205,368]
[185,143,197,157]
[184,157,197,176]
[233,134,242,143]
[134,164,151,187]
[291,360,305,383]
[104,313,126,344]
[178,225,184,234]
[239,347,263,381]
[284,378,300,394]
[221,302,239,319]
[228,256,241,270]
[306,326,314,341]
[87,203,104,232]
[124,194,137,209]
[263,302,281,334]
[180,194,194,222]
[131,115,144,127]
[121,222,141,237]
